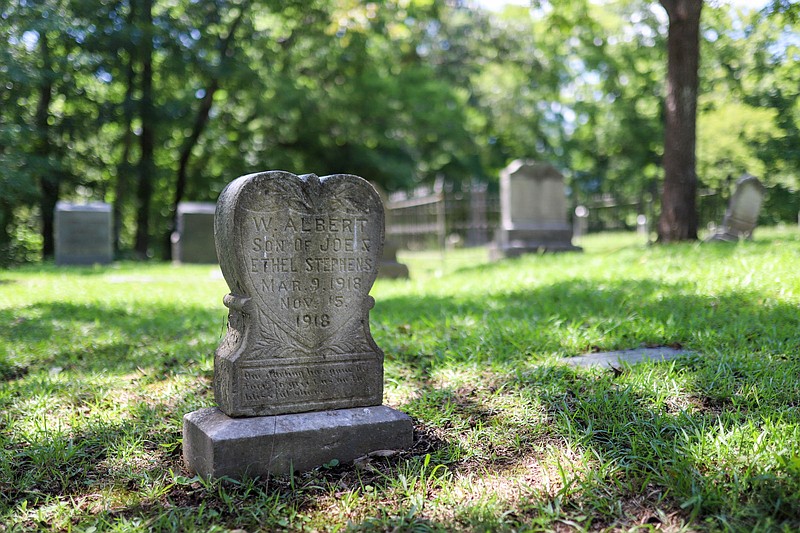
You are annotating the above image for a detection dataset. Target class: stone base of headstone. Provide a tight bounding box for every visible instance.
[183,405,413,479]
[705,231,743,243]
[378,261,410,279]
[489,227,581,260]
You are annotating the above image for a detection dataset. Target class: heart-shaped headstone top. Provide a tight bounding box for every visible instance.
[213,171,385,417]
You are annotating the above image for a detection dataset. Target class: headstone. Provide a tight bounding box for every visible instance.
[371,183,410,279]
[489,160,581,260]
[54,202,113,265]
[707,174,764,242]
[560,347,691,370]
[183,171,413,479]
[171,202,218,264]
[378,241,410,279]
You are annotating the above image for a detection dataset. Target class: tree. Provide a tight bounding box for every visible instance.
[134,0,156,258]
[656,0,703,242]
[165,0,250,259]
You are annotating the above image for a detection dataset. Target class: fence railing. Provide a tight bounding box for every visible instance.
[384,183,728,251]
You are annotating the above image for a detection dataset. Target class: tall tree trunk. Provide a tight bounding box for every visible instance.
[657,0,702,242]
[134,0,155,258]
[164,6,247,259]
[34,31,58,258]
[0,206,13,266]
[113,0,137,256]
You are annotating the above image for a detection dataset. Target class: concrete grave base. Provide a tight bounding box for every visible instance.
[378,261,410,279]
[183,405,413,479]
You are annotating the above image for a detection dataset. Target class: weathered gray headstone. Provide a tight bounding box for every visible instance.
[378,241,410,279]
[489,160,580,259]
[183,171,413,479]
[171,202,218,264]
[371,183,410,279]
[707,174,764,242]
[54,202,113,265]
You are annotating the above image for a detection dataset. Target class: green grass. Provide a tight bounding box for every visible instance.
[2,227,800,531]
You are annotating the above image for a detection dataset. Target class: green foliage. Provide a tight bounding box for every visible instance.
[697,102,781,188]
[1,0,799,260]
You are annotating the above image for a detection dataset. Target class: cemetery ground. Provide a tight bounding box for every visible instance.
[2,228,800,532]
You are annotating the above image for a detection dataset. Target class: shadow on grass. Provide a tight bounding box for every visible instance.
[374,277,800,375]
[511,361,800,529]
[371,277,800,528]
[2,271,800,529]
[0,301,226,377]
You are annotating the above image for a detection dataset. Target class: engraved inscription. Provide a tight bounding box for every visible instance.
[240,362,376,406]
[213,171,385,416]
[242,207,376,346]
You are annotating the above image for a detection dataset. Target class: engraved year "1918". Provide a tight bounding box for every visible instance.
[296,314,331,328]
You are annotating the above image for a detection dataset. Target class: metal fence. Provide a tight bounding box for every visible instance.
[385,182,501,250]
[384,182,728,251]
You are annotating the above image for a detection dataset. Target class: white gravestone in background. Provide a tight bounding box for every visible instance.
[490,160,580,259]
[707,174,765,242]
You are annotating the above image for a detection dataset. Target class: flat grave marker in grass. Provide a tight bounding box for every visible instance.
[560,346,692,370]
[183,171,413,479]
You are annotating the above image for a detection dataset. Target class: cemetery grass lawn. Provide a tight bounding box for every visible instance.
[2,227,800,532]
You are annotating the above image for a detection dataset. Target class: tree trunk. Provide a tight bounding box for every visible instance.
[134,0,155,259]
[35,31,58,258]
[164,6,247,259]
[657,0,702,243]
[113,0,137,256]
[0,206,13,266]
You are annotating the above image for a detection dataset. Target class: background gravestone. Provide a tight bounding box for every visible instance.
[183,171,413,479]
[54,202,113,265]
[171,202,218,264]
[489,159,580,259]
[707,174,765,242]
[371,183,409,279]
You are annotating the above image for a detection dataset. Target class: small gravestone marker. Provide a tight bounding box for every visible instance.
[707,174,764,242]
[54,202,113,265]
[490,160,580,259]
[371,183,409,279]
[183,171,412,479]
[560,346,691,370]
[171,202,218,264]
[378,241,410,279]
